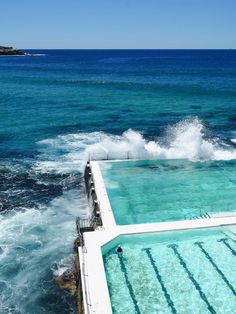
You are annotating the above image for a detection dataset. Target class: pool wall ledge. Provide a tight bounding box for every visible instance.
[79,160,236,314]
[90,161,117,228]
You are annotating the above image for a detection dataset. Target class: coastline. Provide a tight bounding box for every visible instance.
[0,54,27,57]
[0,45,26,56]
[0,53,45,57]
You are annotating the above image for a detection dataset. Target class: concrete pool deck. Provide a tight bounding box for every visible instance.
[79,160,236,314]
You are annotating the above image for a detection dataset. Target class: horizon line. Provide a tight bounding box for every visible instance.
[22,48,236,50]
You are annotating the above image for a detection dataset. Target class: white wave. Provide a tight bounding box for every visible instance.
[52,255,74,277]
[0,189,87,312]
[35,119,236,175]
[30,53,47,56]
[231,138,236,144]
[0,245,9,261]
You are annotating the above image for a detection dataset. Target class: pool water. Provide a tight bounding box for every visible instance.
[99,159,236,225]
[102,227,236,314]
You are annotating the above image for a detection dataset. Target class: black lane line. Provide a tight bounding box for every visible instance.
[195,241,236,296]
[117,255,141,314]
[168,244,217,314]
[218,238,236,256]
[143,248,177,314]
[103,254,116,303]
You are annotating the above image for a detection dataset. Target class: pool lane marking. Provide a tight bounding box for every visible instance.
[117,255,141,314]
[168,244,217,314]
[195,242,236,296]
[103,253,116,308]
[143,248,177,314]
[217,238,236,256]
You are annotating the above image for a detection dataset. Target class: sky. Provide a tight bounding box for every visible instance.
[1,0,236,49]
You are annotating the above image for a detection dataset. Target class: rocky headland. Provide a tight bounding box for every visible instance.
[0,45,26,56]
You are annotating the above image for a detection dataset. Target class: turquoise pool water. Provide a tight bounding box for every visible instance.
[102,226,236,314]
[99,160,236,225]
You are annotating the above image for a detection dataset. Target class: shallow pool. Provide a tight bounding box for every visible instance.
[102,226,236,314]
[99,159,236,224]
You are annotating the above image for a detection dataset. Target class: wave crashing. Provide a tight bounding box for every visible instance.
[35,119,236,174]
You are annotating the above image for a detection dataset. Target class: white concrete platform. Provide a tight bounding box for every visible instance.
[79,160,236,314]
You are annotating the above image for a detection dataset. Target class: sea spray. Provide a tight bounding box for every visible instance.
[0,190,86,313]
[36,119,236,173]
[1,118,236,313]
[1,48,236,314]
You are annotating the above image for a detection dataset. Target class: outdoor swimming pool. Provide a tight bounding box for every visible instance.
[102,226,236,314]
[99,159,236,225]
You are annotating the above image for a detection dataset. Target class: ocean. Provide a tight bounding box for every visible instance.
[0,49,236,313]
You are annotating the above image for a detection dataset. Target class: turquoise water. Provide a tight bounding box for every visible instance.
[1,50,236,312]
[100,159,236,224]
[103,226,236,314]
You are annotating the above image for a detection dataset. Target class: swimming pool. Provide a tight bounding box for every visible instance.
[102,226,236,314]
[99,159,236,225]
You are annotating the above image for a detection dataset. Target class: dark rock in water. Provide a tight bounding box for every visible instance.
[55,270,77,295]
[0,45,26,56]
[0,165,82,211]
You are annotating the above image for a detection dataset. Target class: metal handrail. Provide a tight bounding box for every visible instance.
[88,151,131,161]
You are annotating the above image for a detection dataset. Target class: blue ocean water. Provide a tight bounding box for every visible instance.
[0,49,236,313]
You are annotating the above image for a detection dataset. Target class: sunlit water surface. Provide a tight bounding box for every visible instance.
[0,50,236,313]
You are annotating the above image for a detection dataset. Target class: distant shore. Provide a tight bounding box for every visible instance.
[0,45,27,56]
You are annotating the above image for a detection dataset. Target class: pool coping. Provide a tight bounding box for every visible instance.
[79,160,236,314]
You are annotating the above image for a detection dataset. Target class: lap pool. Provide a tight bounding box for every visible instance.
[99,159,236,225]
[102,226,236,314]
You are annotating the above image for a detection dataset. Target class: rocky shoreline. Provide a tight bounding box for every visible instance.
[0,45,26,56]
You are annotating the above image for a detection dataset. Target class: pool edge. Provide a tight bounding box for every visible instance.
[79,160,236,314]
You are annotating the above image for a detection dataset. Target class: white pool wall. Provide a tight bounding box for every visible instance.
[79,160,236,314]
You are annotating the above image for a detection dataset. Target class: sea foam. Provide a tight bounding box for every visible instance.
[35,119,236,174]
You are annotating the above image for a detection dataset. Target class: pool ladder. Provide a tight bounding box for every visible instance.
[187,211,211,220]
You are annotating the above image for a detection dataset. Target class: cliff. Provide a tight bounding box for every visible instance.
[0,45,25,56]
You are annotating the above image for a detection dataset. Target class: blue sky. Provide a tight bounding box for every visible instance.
[1,0,236,49]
